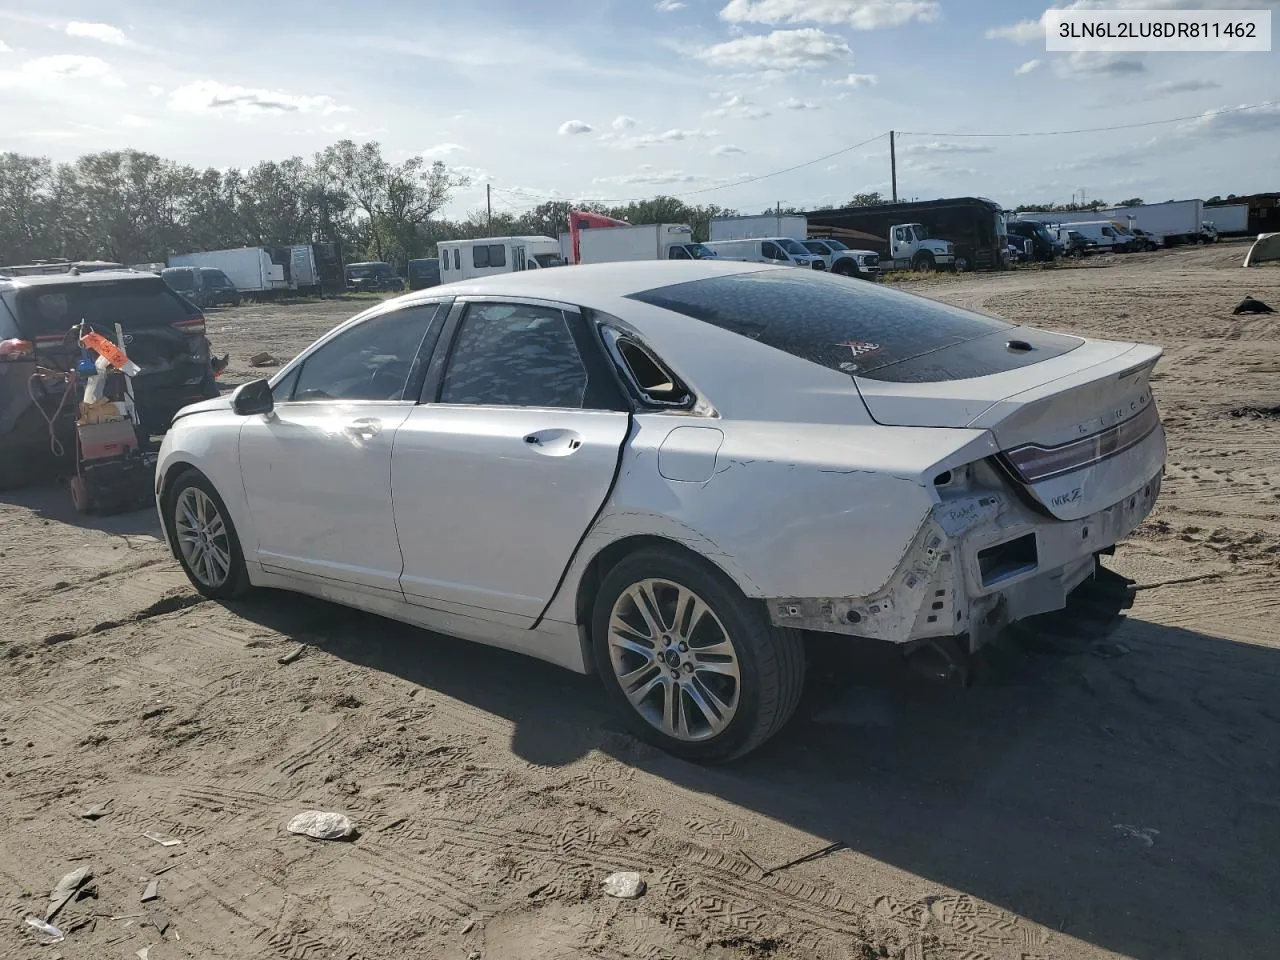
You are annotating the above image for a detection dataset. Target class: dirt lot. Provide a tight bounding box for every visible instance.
[2,245,1278,960]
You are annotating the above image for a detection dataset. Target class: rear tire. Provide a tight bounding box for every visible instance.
[591,546,805,763]
[165,469,252,601]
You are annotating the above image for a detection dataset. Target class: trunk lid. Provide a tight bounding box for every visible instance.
[856,335,1165,521]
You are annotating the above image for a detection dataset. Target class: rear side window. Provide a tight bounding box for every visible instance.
[16,279,200,338]
[626,269,1081,383]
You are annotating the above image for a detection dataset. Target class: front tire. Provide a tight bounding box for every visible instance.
[165,469,252,600]
[912,251,935,272]
[592,547,805,763]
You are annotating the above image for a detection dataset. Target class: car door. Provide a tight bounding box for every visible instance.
[238,301,445,596]
[391,297,630,626]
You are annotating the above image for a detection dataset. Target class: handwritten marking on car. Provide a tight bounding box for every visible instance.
[1051,488,1082,507]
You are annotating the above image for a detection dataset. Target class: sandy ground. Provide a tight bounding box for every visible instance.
[2,245,1279,960]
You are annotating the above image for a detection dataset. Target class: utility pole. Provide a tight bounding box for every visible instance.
[889,130,898,203]
[486,183,493,237]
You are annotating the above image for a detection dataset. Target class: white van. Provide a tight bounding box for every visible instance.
[438,236,564,282]
[1063,221,1131,253]
[701,237,822,269]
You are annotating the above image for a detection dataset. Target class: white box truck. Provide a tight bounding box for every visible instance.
[710,214,810,243]
[578,223,716,263]
[168,247,288,295]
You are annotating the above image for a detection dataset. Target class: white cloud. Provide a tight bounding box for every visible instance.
[169,80,348,116]
[1055,51,1144,77]
[0,54,124,89]
[593,169,705,186]
[602,127,719,149]
[825,72,877,86]
[65,21,127,45]
[902,141,994,154]
[656,0,686,9]
[781,97,821,110]
[713,143,747,155]
[985,19,1042,43]
[1015,59,1041,75]
[720,0,939,29]
[906,160,977,176]
[613,115,638,130]
[1145,78,1219,98]
[705,92,773,119]
[0,40,10,53]
[120,113,151,128]
[147,84,163,96]
[558,119,594,135]
[422,142,466,157]
[696,27,850,70]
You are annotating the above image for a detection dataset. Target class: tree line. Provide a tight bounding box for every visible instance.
[0,141,905,271]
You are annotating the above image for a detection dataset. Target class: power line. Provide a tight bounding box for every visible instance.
[490,131,890,206]
[899,98,1279,138]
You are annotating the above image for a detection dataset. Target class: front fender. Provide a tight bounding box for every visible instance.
[155,412,251,557]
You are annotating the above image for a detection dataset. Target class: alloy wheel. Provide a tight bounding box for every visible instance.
[174,487,232,588]
[607,578,742,741]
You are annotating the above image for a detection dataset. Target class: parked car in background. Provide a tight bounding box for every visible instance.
[155,260,1165,761]
[701,237,823,269]
[0,270,221,488]
[801,239,880,279]
[345,262,405,293]
[162,266,241,308]
[408,258,441,291]
[1059,229,1098,257]
[1129,229,1162,252]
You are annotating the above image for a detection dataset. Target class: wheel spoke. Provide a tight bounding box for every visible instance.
[672,589,707,641]
[675,686,692,738]
[691,674,734,721]
[693,659,740,680]
[627,581,666,638]
[661,680,678,736]
[623,672,663,709]
[616,661,657,697]
[682,677,727,734]
[609,614,654,650]
[691,638,736,661]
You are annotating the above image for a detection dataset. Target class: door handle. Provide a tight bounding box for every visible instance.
[343,417,382,440]
[523,429,583,455]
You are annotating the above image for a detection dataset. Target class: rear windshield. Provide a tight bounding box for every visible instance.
[626,269,1082,383]
[16,278,200,338]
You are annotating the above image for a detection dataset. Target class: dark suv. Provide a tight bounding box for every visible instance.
[0,270,221,488]
[345,261,405,293]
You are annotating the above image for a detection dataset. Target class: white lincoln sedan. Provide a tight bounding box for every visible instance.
[156,260,1166,761]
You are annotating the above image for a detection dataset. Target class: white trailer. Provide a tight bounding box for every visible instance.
[1102,200,1203,245]
[284,244,319,293]
[1204,204,1249,235]
[710,214,809,242]
[438,236,564,283]
[168,247,287,295]
[578,223,714,263]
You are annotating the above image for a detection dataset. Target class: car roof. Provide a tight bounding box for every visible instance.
[0,269,161,289]
[401,259,771,308]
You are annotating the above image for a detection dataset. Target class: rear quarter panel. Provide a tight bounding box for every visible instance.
[543,415,998,620]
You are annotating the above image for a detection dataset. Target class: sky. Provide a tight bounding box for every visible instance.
[1,0,1277,219]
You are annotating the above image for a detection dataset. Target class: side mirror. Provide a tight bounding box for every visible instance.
[232,378,274,416]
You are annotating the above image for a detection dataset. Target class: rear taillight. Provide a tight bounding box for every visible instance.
[0,338,34,360]
[1004,403,1161,484]
[171,317,206,335]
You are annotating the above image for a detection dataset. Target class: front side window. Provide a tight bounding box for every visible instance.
[289,303,439,403]
[440,302,588,408]
[761,242,782,260]
[669,246,691,260]
[776,238,807,256]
